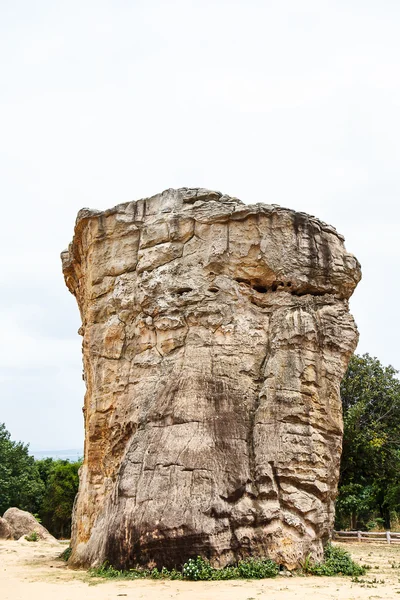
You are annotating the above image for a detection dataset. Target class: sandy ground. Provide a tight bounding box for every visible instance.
[2,539,400,600]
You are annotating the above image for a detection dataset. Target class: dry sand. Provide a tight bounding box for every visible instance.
[2,539,400,600]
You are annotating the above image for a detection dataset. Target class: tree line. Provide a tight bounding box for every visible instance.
[1,352,399,537]
[336,353,400,531]
[0,424,81,538]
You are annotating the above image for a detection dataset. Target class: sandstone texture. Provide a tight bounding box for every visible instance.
[0,517,12,540]
[3,508,57,541]
[62,188,361,570]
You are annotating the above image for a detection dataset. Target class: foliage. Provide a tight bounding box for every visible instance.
[366,518,385,531]
[182,557,213,580]
[59,546,72,562]
[92,549,365,581]
[24,531,39,542]
[337,354,400,530]
[90,563,183,580]
[37,458,81,538]
[302,544,366,577]
[0,423,44,515]
[0,422,81,538]
[236,557,279,579]
[92,556,279,581]
[180,556,279,580]
[35,457,56,488]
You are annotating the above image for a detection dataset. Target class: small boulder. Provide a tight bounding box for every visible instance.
[0,517,12,539]
[2,508,57,542]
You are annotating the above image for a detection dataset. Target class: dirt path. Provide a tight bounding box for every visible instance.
[2,539,400,600]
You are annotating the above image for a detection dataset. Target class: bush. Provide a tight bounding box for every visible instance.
[90,555,279,581]
[91,546,364,581]
[59,546,72,561]
[92,556,279,581]
[25,531,39,542]
[182,556,279,580]
[303,544,367,577]
[182,557,214,580]
[237,557,279,579]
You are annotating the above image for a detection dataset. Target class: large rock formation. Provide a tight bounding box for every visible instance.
[3,508,57,542]
[62,188,361,570]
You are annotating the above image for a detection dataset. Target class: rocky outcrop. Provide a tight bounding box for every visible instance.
[3,508,57,542]
[0,517,12,540]
[62,188,361,570]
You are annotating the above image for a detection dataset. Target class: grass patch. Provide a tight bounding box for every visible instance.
[90,563,183,580]
[25,531,39,542]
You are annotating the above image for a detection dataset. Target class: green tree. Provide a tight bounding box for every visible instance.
[38,459,81,538]
[35,457,55,488]
[0,423,44,515]
[337,354,400,529]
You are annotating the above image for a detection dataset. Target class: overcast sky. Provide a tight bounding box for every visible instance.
[1,1,399,450]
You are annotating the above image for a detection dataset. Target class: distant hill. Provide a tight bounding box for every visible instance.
[32,449,83,462]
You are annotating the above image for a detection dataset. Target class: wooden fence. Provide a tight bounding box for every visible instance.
[333,530,400,544]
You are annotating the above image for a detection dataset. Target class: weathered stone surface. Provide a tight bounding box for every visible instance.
[3,508,57,542]
[0,517,12,540]
[62,188,361,570]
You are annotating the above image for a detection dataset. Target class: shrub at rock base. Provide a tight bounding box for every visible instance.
[182,556,280,580]
[303,544,367,577]
[89,545,366,581]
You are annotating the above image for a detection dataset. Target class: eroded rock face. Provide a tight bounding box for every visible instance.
[0,517,12,540]
[62,188,361,570]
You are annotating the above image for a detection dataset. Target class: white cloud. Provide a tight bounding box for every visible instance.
[0,311,80,370]
[0,0,399,447]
